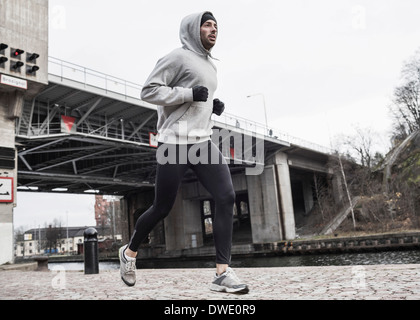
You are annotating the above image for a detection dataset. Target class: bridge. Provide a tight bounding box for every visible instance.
[16,57,331,195]
[11,57,343,258]
[0,0,345,265]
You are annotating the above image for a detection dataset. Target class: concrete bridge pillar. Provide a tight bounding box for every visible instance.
[247,165,284,242]
[272,152,296,240]
[0,0,48,265]
[302,176,314,214]
[331,171,345,205]
[247,151,296,242]
[164,191,203,251]
[124,190,165,248]
[0,94,18,265]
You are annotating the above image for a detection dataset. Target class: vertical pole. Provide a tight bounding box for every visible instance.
[84,227,99,274]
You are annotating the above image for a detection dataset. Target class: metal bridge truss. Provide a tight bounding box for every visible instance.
[15,76,160,194]
[14,58,330,195]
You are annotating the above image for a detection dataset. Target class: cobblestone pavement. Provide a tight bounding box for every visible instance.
[1,264,420,300]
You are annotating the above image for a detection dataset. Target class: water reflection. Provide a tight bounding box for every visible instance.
[48,250,420,271]
[48,261,120,271]
[232,250,420,268]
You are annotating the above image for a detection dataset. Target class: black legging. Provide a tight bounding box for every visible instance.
[128,140,235,265]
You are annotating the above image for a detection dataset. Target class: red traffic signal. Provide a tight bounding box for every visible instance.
[12,49,24,57]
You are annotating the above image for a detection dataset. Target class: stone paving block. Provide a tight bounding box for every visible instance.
[1,264,420,300]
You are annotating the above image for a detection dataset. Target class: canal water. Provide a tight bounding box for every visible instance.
[48,249,420,271]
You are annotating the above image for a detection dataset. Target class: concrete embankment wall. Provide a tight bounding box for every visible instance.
[17,231,420,265]
[136,231,420,261]
[253,231,420,256]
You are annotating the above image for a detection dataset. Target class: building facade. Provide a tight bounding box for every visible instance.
[15,225,121,258]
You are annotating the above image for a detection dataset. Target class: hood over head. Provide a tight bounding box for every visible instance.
[180,11,216,58]
[201,12,217,26]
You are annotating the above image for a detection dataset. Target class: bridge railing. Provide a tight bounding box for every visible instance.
[47,57,333,154]
[216,112,333,154]
[48,57,143,99]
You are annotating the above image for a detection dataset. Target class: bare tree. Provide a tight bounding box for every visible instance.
[339,125,382,170]
[45,219,63,254]
[332,126,385,197]
[390,48,420,137]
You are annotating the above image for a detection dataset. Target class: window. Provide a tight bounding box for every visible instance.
[202,200,213,236]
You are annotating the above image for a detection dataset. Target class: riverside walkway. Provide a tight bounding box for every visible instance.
[1,264,420,300]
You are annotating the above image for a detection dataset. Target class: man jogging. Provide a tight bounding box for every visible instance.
[119,11,249,294]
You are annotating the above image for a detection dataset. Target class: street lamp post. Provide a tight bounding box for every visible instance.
[247,93,269,134]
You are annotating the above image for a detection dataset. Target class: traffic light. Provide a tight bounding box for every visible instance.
[11,48,24,58]
[0,43,7,68]
[0,45,40,75]
[0,43,8,54]
[11,61,24,70]
[25,52,39,75]
[0,56,7,69]
[27,53,39,62]
[27,65,39,74]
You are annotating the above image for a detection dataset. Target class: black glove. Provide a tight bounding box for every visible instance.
[192,85,209,102]
[213,98,225,116]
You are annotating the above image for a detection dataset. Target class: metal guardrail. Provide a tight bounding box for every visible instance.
[48,57,143,99]
[48,57,333,154]
[215,112,333,154]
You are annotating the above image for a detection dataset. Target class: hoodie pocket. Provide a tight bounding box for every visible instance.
[178,103,212,124]
[177,104,193,122]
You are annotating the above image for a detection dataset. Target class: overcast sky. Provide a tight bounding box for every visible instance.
[13,0,420,229]
[14,193,96,231]
[47,0,420,149]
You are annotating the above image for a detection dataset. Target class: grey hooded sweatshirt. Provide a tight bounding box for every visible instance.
[140,11,217,144]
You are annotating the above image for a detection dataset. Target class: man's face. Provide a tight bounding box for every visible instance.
[200,20,217,50]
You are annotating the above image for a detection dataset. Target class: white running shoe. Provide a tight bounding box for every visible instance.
[119,244,136,287]
[210,267,249,294]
